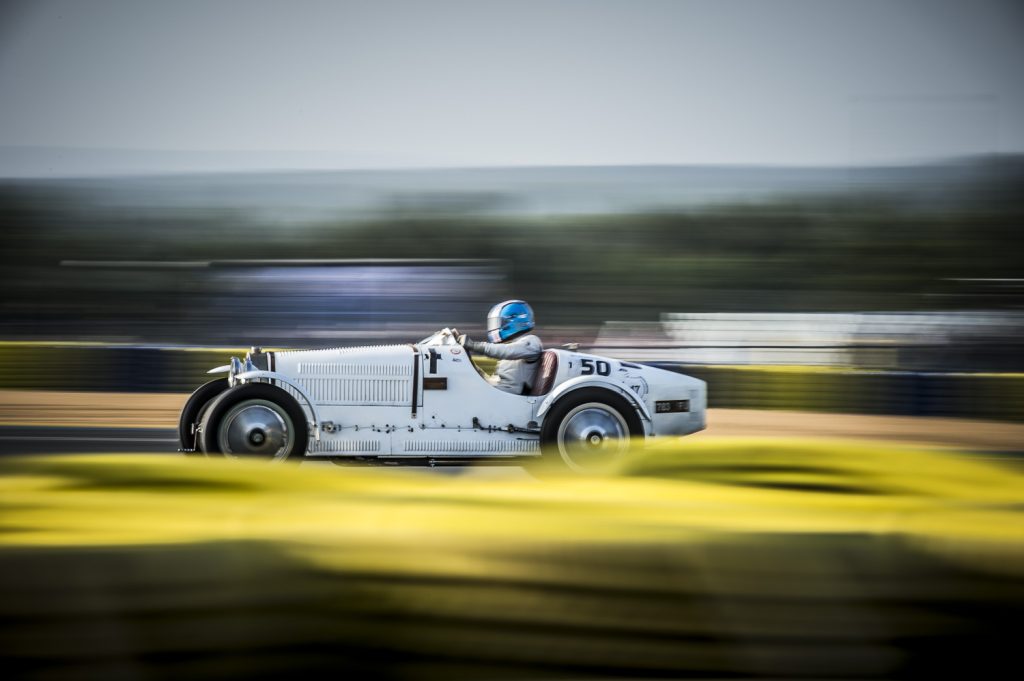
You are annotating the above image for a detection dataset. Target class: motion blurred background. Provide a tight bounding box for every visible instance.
[1,1,1023,679]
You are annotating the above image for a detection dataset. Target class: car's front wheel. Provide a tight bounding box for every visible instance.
[198,383,308,461]
[178,378,229,454]
[539,388,643,474]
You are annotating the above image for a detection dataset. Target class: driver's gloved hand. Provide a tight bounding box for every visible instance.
[457,334,470,347]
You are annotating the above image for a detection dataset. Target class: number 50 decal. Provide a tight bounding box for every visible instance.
[580,359,611,376]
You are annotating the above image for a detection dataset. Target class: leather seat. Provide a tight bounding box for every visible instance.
[527,350,559,396]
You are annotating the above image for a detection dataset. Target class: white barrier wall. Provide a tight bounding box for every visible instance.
[592,311,1024,368]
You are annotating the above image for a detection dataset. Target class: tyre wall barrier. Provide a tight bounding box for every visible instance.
[0,344,1021,421]
[647,363,1024,422]
[0,344,244,394]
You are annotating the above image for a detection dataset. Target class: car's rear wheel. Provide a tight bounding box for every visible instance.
[178,378,229,454]
[199,383,308,461]
[539,388,643,474]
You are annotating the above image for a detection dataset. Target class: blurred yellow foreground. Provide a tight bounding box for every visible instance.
[1,439,1022,679]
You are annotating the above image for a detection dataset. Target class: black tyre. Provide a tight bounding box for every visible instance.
[178,378,229,454]
[198,383,308,461]
[539,388,644,473]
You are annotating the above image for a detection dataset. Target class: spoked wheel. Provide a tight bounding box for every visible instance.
[539,388,643,474]
[199,383,308,461]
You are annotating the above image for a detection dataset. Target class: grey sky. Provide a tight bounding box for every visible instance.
[0,0,1022,171]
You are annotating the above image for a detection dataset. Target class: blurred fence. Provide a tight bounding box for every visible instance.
[2,343,1021,422]
[4,259,506,346]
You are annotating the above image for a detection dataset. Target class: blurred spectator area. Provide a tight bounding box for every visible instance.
[593,310,1024,372]
[7,259,508,346]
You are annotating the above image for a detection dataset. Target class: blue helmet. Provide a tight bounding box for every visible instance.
[486,300,535,342]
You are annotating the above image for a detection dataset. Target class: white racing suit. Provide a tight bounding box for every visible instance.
[467,334,544,394]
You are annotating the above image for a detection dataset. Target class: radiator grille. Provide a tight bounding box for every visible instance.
[287,361,413,405]
[288,377,410,405]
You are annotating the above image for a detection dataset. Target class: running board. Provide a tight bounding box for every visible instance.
[304,452,542,459]
[323,456,541,468]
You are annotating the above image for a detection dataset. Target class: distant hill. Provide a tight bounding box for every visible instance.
[1,149,1021,222]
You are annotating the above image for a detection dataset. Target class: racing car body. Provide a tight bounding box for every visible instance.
[179,329,706,470]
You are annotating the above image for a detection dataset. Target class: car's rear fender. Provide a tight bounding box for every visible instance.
[536,376,652,428]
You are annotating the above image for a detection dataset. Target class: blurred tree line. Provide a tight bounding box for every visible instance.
[1,171,1022,336]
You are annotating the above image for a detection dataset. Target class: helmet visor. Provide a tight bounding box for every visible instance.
[486,314,503,342]
[486,302,505,342]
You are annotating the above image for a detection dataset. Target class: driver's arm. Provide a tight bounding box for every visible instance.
[464,335,542,361]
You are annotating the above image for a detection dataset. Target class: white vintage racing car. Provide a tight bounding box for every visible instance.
[179,329,706,471]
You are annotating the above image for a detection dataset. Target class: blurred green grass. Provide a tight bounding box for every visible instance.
[1,439,1022,679]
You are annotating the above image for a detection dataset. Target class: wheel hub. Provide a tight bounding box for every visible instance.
[557,403,630,470]
[218,401,290,459]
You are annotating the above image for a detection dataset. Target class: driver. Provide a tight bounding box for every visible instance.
[458,300,543,394]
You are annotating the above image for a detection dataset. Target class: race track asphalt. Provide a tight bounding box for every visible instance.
[0,426,179,456]
[2,390,1023,462]
[2,424,1021,470]
[0,426,537,479]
